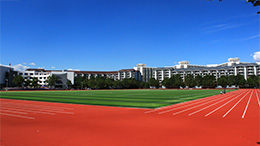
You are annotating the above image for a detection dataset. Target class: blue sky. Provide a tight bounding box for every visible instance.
[1,0,259,71]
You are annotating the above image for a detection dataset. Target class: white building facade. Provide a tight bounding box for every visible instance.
[134,58,260,82]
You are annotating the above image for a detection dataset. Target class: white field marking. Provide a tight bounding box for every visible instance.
[171,93,237,116]
[1,101,74,110]
[149,91,233,111]
[0,105,74,114]
[145,92,222,113]
[205,90,250,117]
[158,93,233,115]
[242,90,254,119]
[0,112,35,120]
[1,102,74,111]
[0,109,28,115]
[255,89,260,107]
[222,90,252,118]
[188,91,245,116]
[0,106,55,115]
[145,90,240,114]
[146,92,228,114]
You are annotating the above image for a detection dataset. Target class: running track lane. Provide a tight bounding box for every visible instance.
[0,89,259,146]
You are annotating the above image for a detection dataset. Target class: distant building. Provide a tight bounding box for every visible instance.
[0,65,17,88]
[1,58,259,88]
[72,69,141,81]
[134,58,260,82]
[18,69,75,89]
[16,68,141,89]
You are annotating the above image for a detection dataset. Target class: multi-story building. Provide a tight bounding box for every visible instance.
[15,68,141,88]
[134,58,260,82]
[18,69,75,88]
[0,65,17,88]
[72,69,141,81]
[1,58,259,88]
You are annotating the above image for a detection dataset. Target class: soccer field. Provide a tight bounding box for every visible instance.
[0,89,233,108]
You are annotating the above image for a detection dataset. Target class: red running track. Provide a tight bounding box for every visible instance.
[0,89,259,146]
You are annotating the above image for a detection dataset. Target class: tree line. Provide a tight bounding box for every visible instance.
[11,74,260,89]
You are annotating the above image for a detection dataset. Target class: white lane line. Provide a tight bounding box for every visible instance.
[0,106,55,115]
[171,94,231,116]
[158,93,233,114]
[205,90,249,117]
[0,112,35,120]
[188,91,246,116]
[223,90,252,118]
[159,93,231,115]
[242,90,254,119]
[0,109,28,115]
[1,102,74,111]
[0,105,74,114]
[145,90,241,114]
[256,89,260,107]
[145,92,229,113]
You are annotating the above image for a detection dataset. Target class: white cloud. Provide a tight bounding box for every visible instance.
[23,63,27,65]
[12,64,29,71]
[253,51,260,62]
[51,66,56,69]
[29,62,36,66]
[38,66,45,69]
[67,68,80,71]
[243,34,260,41]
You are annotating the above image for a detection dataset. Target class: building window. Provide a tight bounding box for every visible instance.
[30,73,33,75]
[25,73,28,75]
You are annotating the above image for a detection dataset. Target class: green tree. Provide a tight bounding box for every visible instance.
[148,78,160,88]
[195,75,203,87]
[24,79,31,88]
[162,78,173,88]
[31,77,39,88]
[12,75,24,87]
[236,74,246,87]
[202,75,216,88]
[67,80,72,89]
[247,75,258,87]
[173,74,185,88]
[47,75,58,89]
[185,74,196,88]
[217,76,228,88]
[228,75,236,87]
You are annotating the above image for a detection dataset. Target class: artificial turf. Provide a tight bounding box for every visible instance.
[0,89,234,108]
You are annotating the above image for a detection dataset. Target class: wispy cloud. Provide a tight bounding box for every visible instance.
[242,34,260,41]
[29,62,36,66]
[204,23,243,33]
[51,66,56,69]
[12,64,29,71]
[253,51,260,62]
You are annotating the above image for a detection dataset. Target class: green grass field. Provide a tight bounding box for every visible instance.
[0,89,234,108]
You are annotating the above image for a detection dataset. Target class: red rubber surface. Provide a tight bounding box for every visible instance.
[1,89,259,146]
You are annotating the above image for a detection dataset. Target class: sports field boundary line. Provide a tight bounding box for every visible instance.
[145,90,238,113]
[255,89,260,107]
[1,102,73,111]
[0,109,28,115]
[157,92,235,115]
[0,106,56,115]
[0,104,74,114]
[0,112,35,120]
[222,90,251,118]
[205,90,249,117]
[188,90,247,116]
[241,90,253,119]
